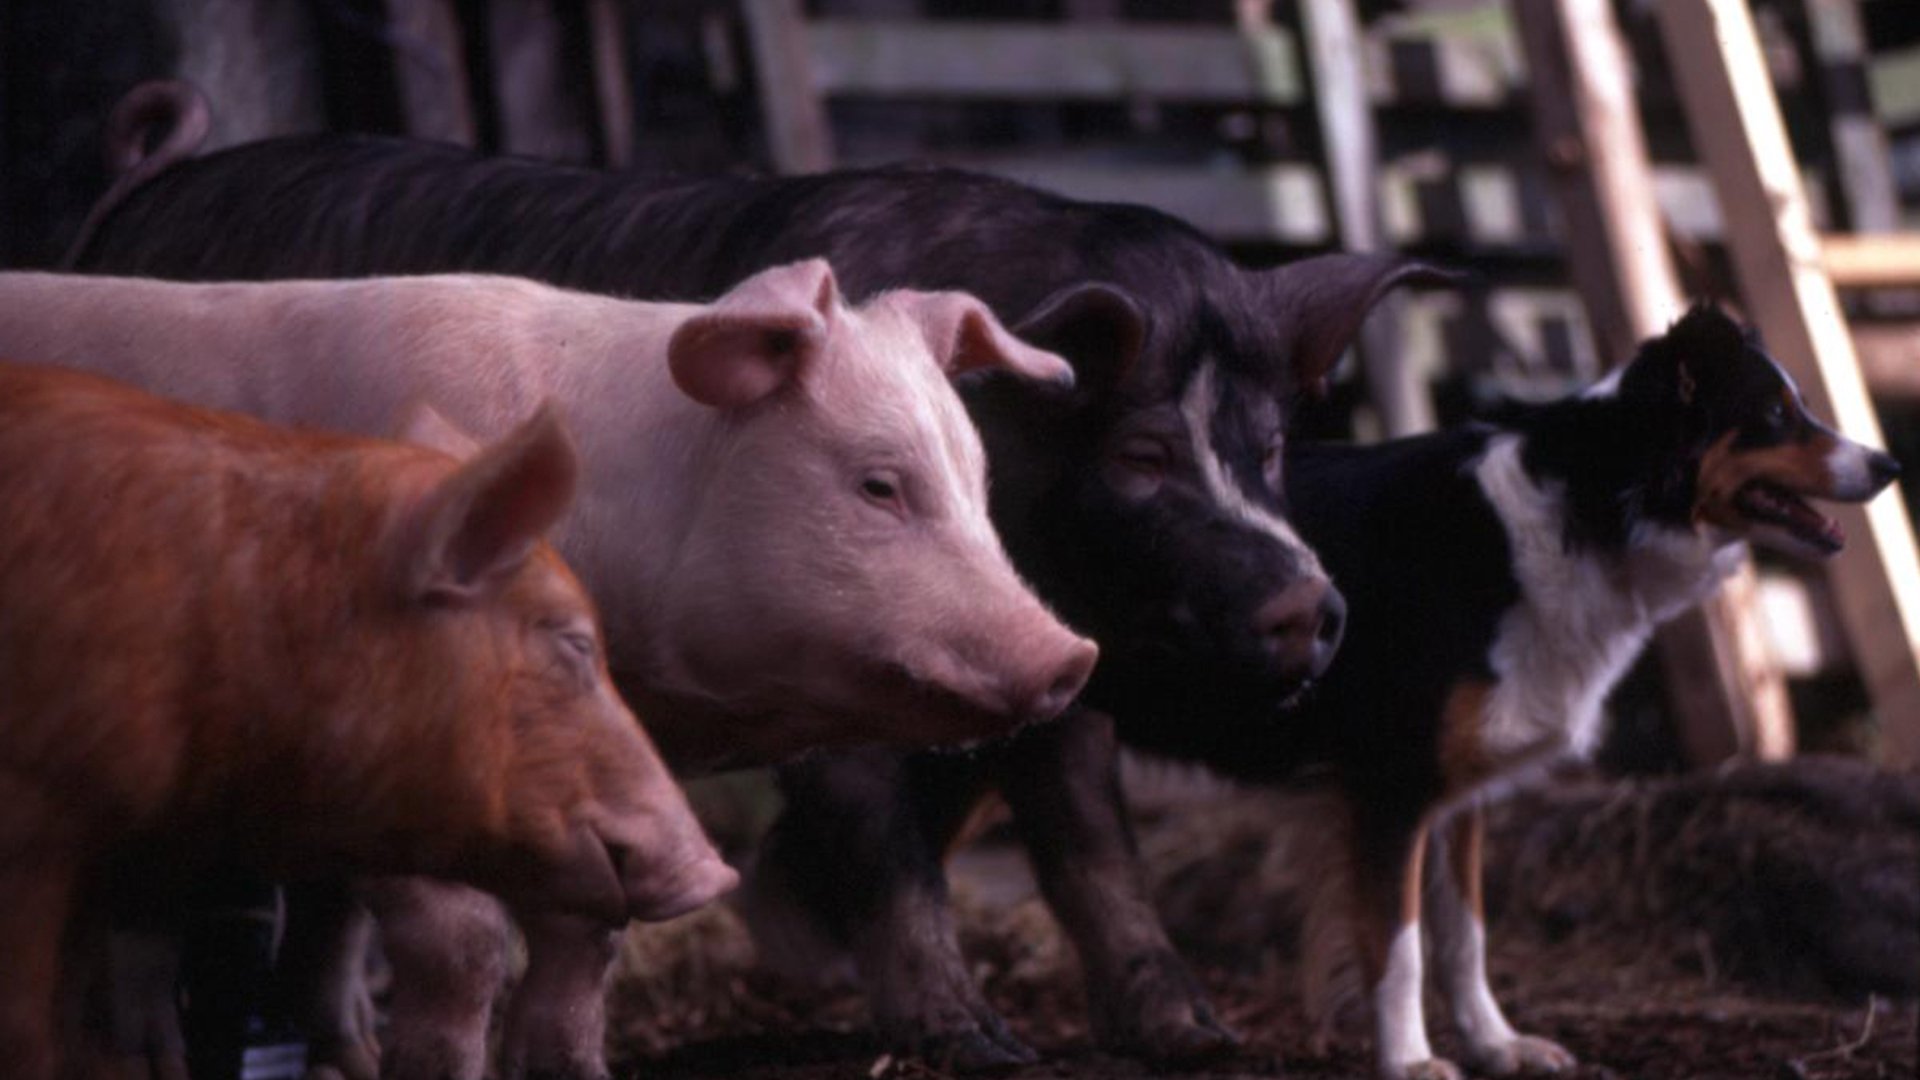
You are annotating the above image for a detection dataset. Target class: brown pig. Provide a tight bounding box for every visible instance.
[0,362,735,1080]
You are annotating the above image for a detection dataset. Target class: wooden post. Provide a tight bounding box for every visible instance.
[1514,0,1795,763]
[587,0,634,168]
[1297,0,1426,436]
[1801,0,1901,235]
[1657,0,1920,765]
[742,0,834,173]
[489,0,594,162]
[384,0,475,145]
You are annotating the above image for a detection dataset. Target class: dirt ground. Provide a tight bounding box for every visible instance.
[599,759,1919,1080]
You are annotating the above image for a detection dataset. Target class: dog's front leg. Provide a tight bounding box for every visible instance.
[1000,708,1236,1063]
[1351,816,1457,1080]
[1425,806,1575,1076]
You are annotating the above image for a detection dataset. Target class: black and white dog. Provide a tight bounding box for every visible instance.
[1239,304,1900,1079]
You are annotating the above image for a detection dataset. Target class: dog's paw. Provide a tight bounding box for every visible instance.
[1382,1058,1467,1080]
[1465,1033,1578,1076]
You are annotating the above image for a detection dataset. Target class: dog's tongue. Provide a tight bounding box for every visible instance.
[1759,486,1845,551]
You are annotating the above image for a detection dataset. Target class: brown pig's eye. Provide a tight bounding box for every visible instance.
[559,630,596,660]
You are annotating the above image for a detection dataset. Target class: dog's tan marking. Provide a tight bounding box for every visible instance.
[1694,427,1844,529]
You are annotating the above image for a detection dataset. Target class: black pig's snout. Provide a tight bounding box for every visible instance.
[1253,578,1345,684]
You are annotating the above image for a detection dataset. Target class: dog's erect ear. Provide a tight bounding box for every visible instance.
[1010,282,1148,403]
[1264,254,1461,398]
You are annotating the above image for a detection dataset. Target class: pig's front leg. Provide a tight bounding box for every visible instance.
[999,708,1236,1062]
[497,911,621,1080]
[275,883,379,1080]
[96,925,190,1080]
[749,749,1032,1070]
[363,877,511,1080]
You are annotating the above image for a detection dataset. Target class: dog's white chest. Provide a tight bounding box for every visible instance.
[1472,437,1741,764]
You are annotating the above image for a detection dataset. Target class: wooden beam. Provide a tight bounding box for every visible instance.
[1516,0,1794,765]
[587,0,634,168]
[1298,0,1425,435]
[1823,234,1920,289]
[805,19,1303,104]
[1853,322,1920,398]
[742,0,834,173]
[1802,0,1900,234]
[489,0,593,161]
[1658,0,1920,766]
[1868,44,1920,128]
[383,0,474,145]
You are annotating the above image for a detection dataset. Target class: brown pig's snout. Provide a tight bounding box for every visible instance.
[1013,632,1099,723]
[617,841,739,923]
[1253,577,1346,684]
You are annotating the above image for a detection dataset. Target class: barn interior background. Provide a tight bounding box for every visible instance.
[3,1,1917,1078]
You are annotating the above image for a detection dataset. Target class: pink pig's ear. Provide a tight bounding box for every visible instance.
[668,258,839,408]
[901,291,1076,388]
[395,400,579,603]
[395,401,481,459]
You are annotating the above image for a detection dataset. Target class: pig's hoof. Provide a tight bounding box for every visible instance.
[521,1068,612,1080]
[1384,1058,1467,1080]
[1091,950,1239,1063]
[1464,1034,1578,1076]
[913,1027,1038,1072]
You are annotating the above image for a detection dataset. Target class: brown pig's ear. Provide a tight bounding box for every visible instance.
[397,401,579,603]
[668,258,839,408]
[1263,253,1460,397]
[899,291,1076,388]
[394,401,481,459]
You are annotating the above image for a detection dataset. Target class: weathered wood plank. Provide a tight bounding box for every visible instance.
[973,160,1329,244]
[1823,233,1920,288]
[384,0,474,145]
[1852,321,1920,398]
[1300,0,1425,435]
[806,19,1303,104]
[1659,0,1920,766]
[743,0,834,172]
[489,0,593,161]
[1868,45,1920,129]
[588,0,634,167]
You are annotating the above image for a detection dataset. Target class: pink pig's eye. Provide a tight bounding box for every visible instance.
[859,472,909,517]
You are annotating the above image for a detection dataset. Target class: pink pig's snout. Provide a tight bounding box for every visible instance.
[1011,629,1099,724]
[904,598,1099,737]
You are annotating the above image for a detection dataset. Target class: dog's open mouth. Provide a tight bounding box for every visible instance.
[1735,480,1845,554]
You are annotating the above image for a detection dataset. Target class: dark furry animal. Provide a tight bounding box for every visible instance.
[71,82,1445,1077]
[1216,306,1896,1080]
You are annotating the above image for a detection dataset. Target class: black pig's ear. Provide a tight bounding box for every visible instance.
[1010,282,1148,402]
[1264,253,1460,397]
